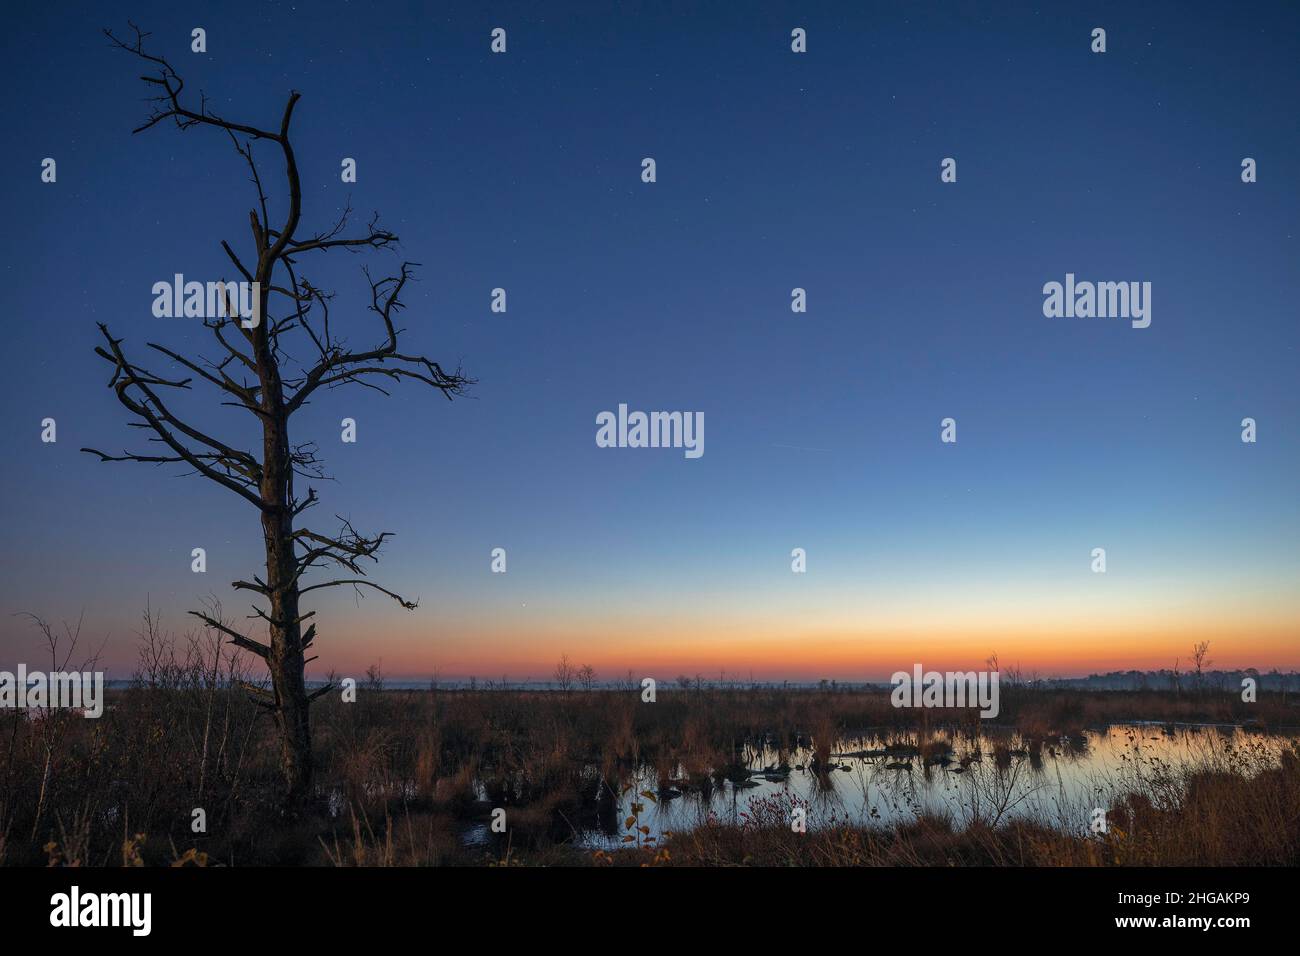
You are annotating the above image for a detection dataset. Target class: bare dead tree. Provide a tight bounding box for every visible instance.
[553,655,575,693]
[86,24,471,807]
[1190,640,1212,693]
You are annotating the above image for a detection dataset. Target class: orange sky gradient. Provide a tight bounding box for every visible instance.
[308,601,1300,682]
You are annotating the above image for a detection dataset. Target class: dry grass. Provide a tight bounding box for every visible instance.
[2,656,1296,867]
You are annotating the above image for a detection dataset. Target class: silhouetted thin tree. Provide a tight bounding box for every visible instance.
[85,24,471,806]
[1191,640,1212,693]
[553,654,575,693]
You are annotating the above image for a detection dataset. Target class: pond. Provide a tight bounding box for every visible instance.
[459,723,1294,849]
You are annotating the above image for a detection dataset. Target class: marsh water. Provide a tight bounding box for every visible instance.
[460,722,1293,848]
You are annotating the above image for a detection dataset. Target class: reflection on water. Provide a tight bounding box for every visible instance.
[503,723,1289,850]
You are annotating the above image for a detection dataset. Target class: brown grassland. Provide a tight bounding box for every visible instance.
[2,630,1297,867]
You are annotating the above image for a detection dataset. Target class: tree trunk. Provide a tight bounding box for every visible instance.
[263,502,312,806]
[257,287,313,807]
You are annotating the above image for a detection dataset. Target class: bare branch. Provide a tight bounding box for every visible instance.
[297,578,418,610]
[187,611,271,659]
[105,23,284,142]
[286,262,472,412]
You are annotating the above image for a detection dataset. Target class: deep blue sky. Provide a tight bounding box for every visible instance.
[2,1,1297,679]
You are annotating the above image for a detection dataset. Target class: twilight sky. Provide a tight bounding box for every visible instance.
[1,1,1297,681]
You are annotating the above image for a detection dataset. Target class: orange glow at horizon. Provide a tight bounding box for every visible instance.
[307,608,1300,681]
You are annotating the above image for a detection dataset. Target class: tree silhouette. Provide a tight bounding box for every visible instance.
[86,24,471,806]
